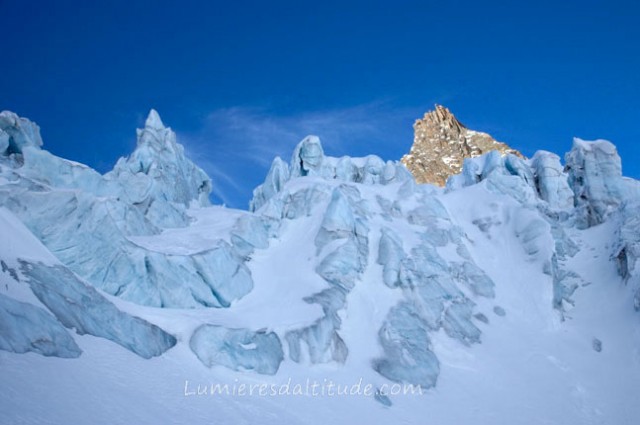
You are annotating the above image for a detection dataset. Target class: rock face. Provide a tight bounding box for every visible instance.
[401,105,522,186]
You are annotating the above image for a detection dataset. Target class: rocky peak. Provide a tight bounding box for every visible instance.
[419,104,465,136]
[402,105,522,186]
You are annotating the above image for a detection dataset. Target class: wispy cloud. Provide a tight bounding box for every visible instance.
[177,101,423,208]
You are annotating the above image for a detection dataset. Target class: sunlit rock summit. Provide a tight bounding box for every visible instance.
[401,105,522,186]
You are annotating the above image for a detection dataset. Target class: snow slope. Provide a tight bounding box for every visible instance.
[1,110,639,424]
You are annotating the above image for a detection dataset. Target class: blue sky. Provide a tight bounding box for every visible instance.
[1,0,639,208]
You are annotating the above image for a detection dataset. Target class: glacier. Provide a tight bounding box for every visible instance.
[2,109,640,425]
[0,292,82,358]
[21,260,178,359]
[190,325,284,375]
[251,134,412,211]
[0,110,253,308]
[565,137,626,228]
[0,207,176,359]
[373,301,440,388]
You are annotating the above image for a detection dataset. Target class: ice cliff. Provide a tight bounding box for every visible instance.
[0,110,254,308]
[0,207,176,359]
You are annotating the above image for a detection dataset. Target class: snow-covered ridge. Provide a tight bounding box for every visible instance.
[250,135,413,211]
